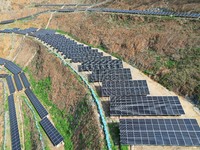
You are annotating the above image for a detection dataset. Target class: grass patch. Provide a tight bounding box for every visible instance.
[164,59,176,69]
[108,123,129,150]
[24,68,74,150]
[22,103,32,149]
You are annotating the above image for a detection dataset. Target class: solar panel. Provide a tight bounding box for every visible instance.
[14,74,23,91]
[4,61,22,75]
[89,68,132,82]
[101,80,149,96]
[0,19,15,24]
[6,75,16,94]
[110,95,184,116]
[8,94,21,150]
[78,60,123,71]
[40,117,63,146]
[71,55,103,63]
[120,119,200,146]
[20,72,30,88]
[0,57,8,65]
[25,88,48,119]
[0,74,8,78]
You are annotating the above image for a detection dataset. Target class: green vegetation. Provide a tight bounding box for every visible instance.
[22,104,32,150]
[140,47,200,106]
[24,68,74,149]
[108,123,128,150]
[5,93,9,111]
[24,66,101,149]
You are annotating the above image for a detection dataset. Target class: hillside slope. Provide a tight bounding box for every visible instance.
[47,11,200,106]
[0,34,104,149]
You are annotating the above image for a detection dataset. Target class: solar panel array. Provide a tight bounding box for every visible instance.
[110,95,184,116]
[4,61,22,75]
[6,75,16,94]
[15,27,38,35]
[14,74,23,91]
[0,57,8,65]
[1,29,199,147]
[25,88,48,119]
[40,117,64,146]
[101,80,149,96]
[8,94,21,150]
[0,74,8,78]
[0,57,63,147]
[0,7,199,25]
[120,119,200,146]
[20,72,30,88]
[78,59,123,71]
[86,8,200,18]
[89,68,132,82]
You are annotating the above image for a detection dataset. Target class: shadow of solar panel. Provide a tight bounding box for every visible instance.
[110,95,184,116]
[120,119,200,146]
[14,74,23,91]
[20,72,30,88]
[25,88,48,119]
[40,117,63,146]
[8,94,21,150]
[6,75,15,94]
[89,68,132,82]
[4,61,22,75]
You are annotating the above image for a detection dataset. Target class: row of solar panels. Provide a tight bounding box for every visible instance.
[0,59,26,150]
[6,73,30,94]
[35,3,91,7]
[120,119,200,146]
[0,28,55,37]
[0,7,199,25]
[0,58,64,148]
[86,8,200,18]
[7,92,63,149]
[55,8,200,18]
[8,94,21,150]
[0,10,51,25]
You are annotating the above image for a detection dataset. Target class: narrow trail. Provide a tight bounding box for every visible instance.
[17,96,25,150]
[0,79,8,150]
[45,12,55,29]
[23,50,37,69]
[86,0,113,11]
[22,96,45,150]
[12,35,25,62]
[45,4,66,29]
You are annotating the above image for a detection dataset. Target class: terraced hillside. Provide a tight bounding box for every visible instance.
[0,0,200,150]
